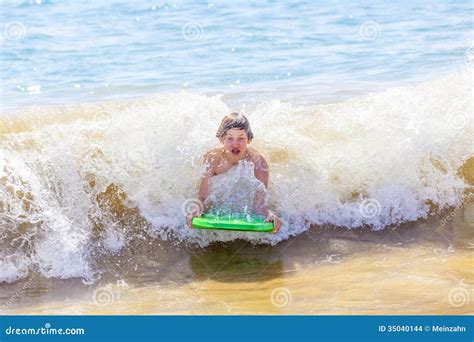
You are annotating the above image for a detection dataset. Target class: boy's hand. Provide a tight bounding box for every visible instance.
[186,208,202,228]
[265,210,281,234]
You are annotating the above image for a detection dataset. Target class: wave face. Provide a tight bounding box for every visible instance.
[1,68,473,283]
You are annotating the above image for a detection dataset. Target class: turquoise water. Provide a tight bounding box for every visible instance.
[0,0,471,110]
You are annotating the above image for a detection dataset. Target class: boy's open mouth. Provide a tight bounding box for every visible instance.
[231,148,240,155]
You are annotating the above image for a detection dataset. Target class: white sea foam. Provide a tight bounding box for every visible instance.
[0,68,472,282]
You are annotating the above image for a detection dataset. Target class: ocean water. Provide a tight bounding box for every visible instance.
[0,0,472,108]
[0,0,473,284]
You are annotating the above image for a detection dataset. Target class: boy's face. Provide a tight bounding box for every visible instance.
[220,128,249,158]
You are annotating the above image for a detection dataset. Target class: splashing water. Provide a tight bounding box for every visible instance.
[0,68,473,283]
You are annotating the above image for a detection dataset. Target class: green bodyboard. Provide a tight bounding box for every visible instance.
[191,213,274,232]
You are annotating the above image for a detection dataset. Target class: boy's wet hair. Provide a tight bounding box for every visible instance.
[216,112,254,141]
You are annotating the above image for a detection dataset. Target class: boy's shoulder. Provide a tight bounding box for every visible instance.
[204,148,224,164]
[247,148,268,169]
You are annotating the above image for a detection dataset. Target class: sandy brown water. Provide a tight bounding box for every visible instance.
[0,201,472,315]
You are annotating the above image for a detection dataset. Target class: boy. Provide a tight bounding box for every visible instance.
[186,112,281,233]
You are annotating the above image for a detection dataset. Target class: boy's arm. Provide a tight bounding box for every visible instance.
[254,155,269,188]
[198,175,211,212]
[253,155,269,215]
[198,152,215,211]
[253,155,280,233]
[187,153,214,227]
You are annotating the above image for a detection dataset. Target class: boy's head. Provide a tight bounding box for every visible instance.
[216,112,253,157]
